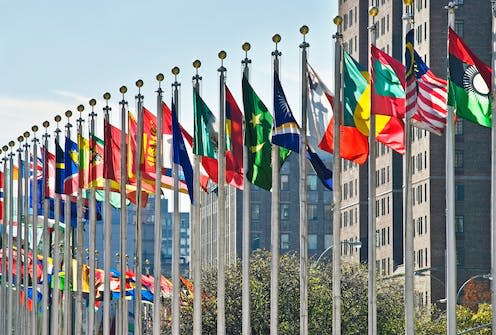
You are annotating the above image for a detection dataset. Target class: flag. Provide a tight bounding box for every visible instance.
[78,135,90,189]
[0,171,3,223]
[272,71,333,190]
[193,91,217,158]
[307,62,369,164]
[171,100,194,203]
[64,137,79,195]
[405,30,448,135]
[342,53,405,154]
[448,27,492,127]
[371,45,406,118]
[55,140,65,195]
[225,86,244,189]
[242,75,290,191]
[43,149,55,199]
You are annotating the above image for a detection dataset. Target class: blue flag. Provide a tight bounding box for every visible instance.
[271,71,333,190]
[272,72,300,153]
[55,140,65,194]
[64,137,78,195]
[172,100,194,203]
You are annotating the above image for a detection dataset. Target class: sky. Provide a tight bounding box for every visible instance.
[0,0,338,206]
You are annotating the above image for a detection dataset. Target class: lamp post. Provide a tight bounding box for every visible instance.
[316,241,362,263]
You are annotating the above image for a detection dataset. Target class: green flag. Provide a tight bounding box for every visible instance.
[242,75,290,190]
[193,90,217,158]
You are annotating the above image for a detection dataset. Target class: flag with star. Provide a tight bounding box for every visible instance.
[242,74,290,191]
[64,136,79,195]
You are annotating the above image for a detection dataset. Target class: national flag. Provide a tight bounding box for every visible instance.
[405,29,448,135]
[42,149,55,199]
[242,75,290,191]
[55,140,65,195]
[371,45,406,118]
[448,27,492,127]
[171,100,194,203]
[78,135,90,188]
[225,86,244,189]
[307,62,369,164]
[272,71,333,190]
[64,137,78,195]
[342,53,405,154]
[193,91,217,158]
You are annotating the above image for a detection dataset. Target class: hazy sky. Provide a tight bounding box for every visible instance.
[1,0,338,205]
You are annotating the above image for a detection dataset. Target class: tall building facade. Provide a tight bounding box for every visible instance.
[338,0,491,308]
[200,153,333,266]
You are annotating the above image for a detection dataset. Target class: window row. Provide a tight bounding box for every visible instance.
[415,247,428,269]
[416,23,428,44]
[375,196,391,218]
[411,128,428,142]
[375,226,391,247]
[413,183,428,206]
[412,151,428,174]
[413,216,428,237]
[343,179,358,200]
[280,174,319,191]
[342,237,360,256]
[375,166,390,187]
[340,207,358,228]
[342,7,357,31]
[375,142,391,157]
[376,257,391,277]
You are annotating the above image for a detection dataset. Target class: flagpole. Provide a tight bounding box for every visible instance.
[368,6,378,335]
[299,25,309,335]
[15,135,24,335]
[216,50,228,335]
[88,97,98,335]
[52,115,62,335]
[241,41,252,335]
[41,121,50,335]
[1,146,8,335]
[270,34,282,335]
[153,72,165,335]
[402,1,415,335]
[445,2,457,334]
[30,125,40,335]
[103,93,112,335]
[171,66,181,335]
[6,140,14,335]
[74,104,85,335]
[332,16,343,335]
[24,130,32,335]
[117,86,128,335]
[134,79,145,335]
[191,61,203,335]
[63,110,73,335]
[491,2,496,334]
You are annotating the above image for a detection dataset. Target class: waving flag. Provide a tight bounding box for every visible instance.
[272,71,332,190]
[448,27,492,127]
[225,86,244,189]
[55,140,65,195]
[64,137,78,195]
[171,101,194,203]
[405,30,448,135]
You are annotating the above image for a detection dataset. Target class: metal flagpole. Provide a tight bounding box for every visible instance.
[6,140,14,335]
[15,135,24,335]
[491,2,496,335]
[153,72,165,335]
[75,104,85,335]
[270,34,282,335]
[402,1,415,335]
[24,131,32,335]
[51,115,62,335]
[102,94,112,335]
[88,97,98,335]
[332,16,343,335]
[117,86,128,335]
[445,2,457,334]
[191,61,202,335]
[217,51,227,335]
[368,5,378,335]
[63,110,73,335]
[241,42,252,335]
[299,25,309,335]
[171,66,181,335]
[1,146,8,335]
[41,121,50,335]
[31,126,40,335]
[134,79,145,335]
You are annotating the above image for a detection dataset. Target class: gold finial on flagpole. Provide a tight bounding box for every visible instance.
[136,79,144,88]
[119,86,127,94]
[104,92,112,101]
[242,42,251,52]
[32,125,39,133]
[369,6,379,17]
[65,110,72,118]
[89,99,96,107]
[156,73,165,82]
[23,131,30,139]
[17,136,23,143]
[193,60,201,69]
[43,121,49,129]
[333,15,343,26]
[77,105,84,113]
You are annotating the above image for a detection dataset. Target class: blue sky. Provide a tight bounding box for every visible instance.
[1,0,337,204]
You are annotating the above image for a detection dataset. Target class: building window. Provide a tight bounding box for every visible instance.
[455,119,464,135]
[307,175,318,191]
[308,205,318,220]
[455,150,464,168]
[281,233,290,250]
[308,234,318,250]
[324,234,332,249]
[456,246,465,265]
[456,215,464,233]
[281,175,289,190]
[252,204,260,220]
[455,19,464,37]
[281,204,290,220]
[455,184,464,201]
[252,233,261,250]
